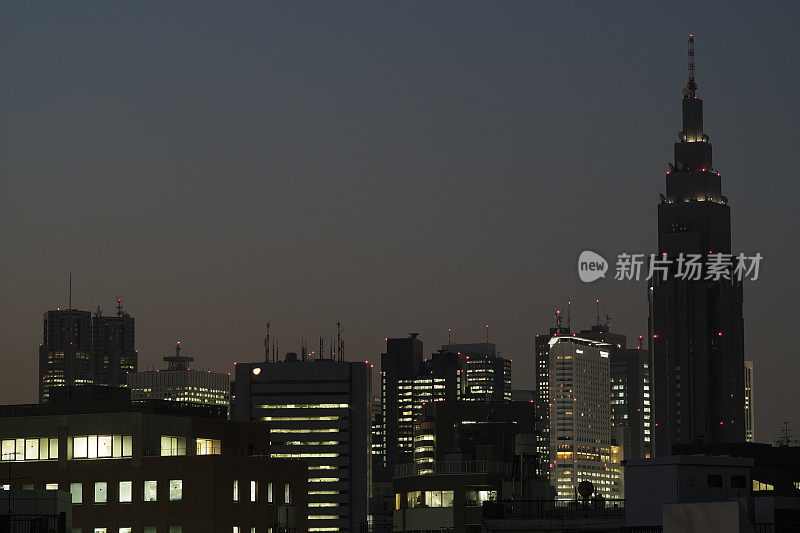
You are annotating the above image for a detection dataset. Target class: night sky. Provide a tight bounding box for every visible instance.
[1,2,798,443]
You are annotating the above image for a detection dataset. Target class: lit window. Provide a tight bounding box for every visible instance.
[119,481,132,503]
[144,480,157,502]
[169,480,182,502]
[119,528,132,533]
[45,483,58,491]
[161,436,186,456]
[267,481,273,503]
[233,528,239,533]
[196,438,222,455]
[233,480,239,502]
[250,481,257,502]
[168,528,182,533]
[69,483,82,503]
[144,528,156,533]
[94,481,108,504]
[94,529,107,533]
[284,483,290,504]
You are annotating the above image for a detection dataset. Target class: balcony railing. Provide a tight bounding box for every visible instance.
[394,460,512,479]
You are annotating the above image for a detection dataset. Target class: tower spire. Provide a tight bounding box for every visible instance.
[686,34,697,98]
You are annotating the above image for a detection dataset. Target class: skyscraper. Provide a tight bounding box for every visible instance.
[443,343,511,402]
[745,360,755,443]
[92,300,136,388]
[39,309,94,403]
[548,336,618,500]
[650,35,746,454]
[234,355,372,533]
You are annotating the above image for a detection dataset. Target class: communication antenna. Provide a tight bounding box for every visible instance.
[605,308,612,329]
[265,322,270,363]
[301,339,307,362]
[554,309,563,336]
[319,336,324,360]
[485,324,489,343]
[116,298,124,317]
[567,300,572,332]
[448,328,452,345]
[686,34,697,98]
[68,270,72,310]
[337,321,343,361]
[595,299,601,327]
[638,335,644,350]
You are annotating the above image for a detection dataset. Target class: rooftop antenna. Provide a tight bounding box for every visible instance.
[320,336,324,360]
[686,34,697,98]
[265,322,270,363]
[163,341,193,371]
[330,337,335,360]
[638,335,644,350]
[485,324,489,343]
[448,328,452,345]
[301,339,307,362]
[116,298,124,317]
[337,321,343,361]
[94,305,102,318]
[68,270,72,310]
[554,309,563,336]
[567,300,572,332]
[604,307,612,329]
[595,299,601,327]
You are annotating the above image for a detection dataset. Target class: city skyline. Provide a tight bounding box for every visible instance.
[2,2,799,445]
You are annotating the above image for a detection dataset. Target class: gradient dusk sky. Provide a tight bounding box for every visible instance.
[1,1,798,442]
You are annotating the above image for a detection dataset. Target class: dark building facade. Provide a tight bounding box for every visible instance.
[39,309,94,403]
[92,304,136,388]
[0,400,307,533]
[650,37,746,454]
[234,356,371,533]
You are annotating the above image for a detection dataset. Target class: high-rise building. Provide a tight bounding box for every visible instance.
[650,36,746,454]
[745,360,755,443]
[234,355,372,533]
[548,336,618,500]
[442,343,511,402]
[378,334,425,478]
[533,325,569,471]
[92,301,136,388]
[127,342,230,409]
[579,324,653,460]
[39,309,94,403]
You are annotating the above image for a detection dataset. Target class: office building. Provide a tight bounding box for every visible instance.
[650,36,746,454]
[234,355,371,533]
[533,323,570,472]
[39,309,94,403]
[92,301,137,388]
[0,399,307,532]
[442,343,511,402]
[745,360,755,443]
[127,342,230,409]
[548,337,619,500]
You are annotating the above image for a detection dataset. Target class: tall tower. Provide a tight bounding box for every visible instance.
[92,300,137,387]
[650,35,745,454]
[39,309,93,403]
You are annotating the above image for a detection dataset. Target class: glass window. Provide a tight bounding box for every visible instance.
[250,480,257,502]
[168,528,182,533]
[284,483,290,504]
[119,481,132,503]
[97,436,113,458]
[1,440,15,461]
[25,439,39,460]
[94,529,107,533]
[707,474,723,488]
[267,481,273,503]
[94,481,108,503]
[144,480,157,502]
[73,437,88,459]
[395,493,402,510]
[169,480,182,502]
[123,435,133,457]
[49,438,58,459]
[233,480,239,502]
[2,484,11,491]
[161,436,186,456]
[144,528,157,533]
[476,490,497,503]
[87,436,98,458]
[196,438,222,455]
[22,484,33,490]
[119,528,132,533]
[442,490,454,507]
[250,528,256,533]
[70,483,82,504]
[407,491,422,508]
[233,528,239,533]
[45,483,58,491]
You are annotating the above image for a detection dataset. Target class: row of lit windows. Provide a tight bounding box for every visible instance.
[1,438,58,462]
[232,480,291,504]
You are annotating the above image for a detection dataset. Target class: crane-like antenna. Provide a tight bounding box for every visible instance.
[686,34,697,98]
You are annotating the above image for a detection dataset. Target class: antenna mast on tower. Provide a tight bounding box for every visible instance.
[686,34,697,98]
[265,322,270,363]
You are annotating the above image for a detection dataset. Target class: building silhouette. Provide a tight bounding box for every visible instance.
[92,301,136,388]
[650,36,746,454]
[39,309,94,403]
[745,360,755,443]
